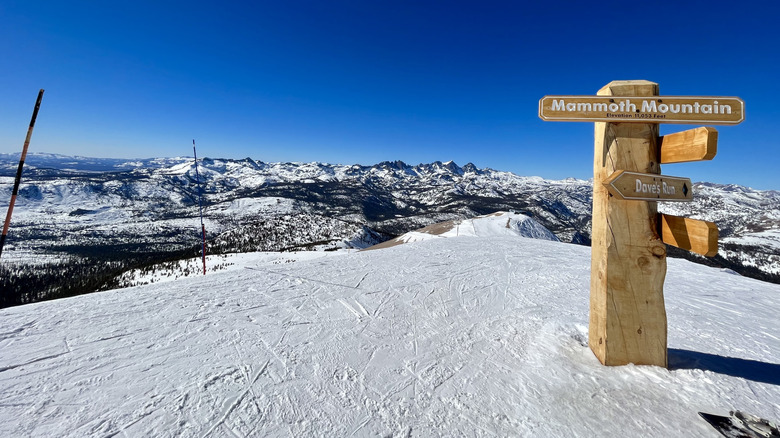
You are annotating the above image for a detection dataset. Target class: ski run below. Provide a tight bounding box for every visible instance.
[1,235,779,437]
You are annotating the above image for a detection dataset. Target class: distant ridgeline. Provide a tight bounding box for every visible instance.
[0,153,777,307]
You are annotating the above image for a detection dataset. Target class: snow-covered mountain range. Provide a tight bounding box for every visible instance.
[1,232,778,436]
[0,152,778,304]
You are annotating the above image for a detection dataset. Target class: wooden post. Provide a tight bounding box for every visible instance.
[589,80,668,367]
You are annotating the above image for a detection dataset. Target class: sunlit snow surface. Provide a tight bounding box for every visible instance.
[1,236,779,437]
[395,211,559,244]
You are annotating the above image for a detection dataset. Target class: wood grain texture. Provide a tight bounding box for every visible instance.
[659,127,718,163]
[660,214,719,257]
[590,80,668,367]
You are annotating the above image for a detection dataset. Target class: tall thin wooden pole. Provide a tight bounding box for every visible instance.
[192,140,207,275]
[0,89,45,260]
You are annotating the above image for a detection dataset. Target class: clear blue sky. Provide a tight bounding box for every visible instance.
[1,1,778,189]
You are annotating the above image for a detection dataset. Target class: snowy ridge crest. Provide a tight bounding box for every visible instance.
[367,211,558,250]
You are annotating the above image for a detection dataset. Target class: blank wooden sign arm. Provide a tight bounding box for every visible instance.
[659,214,719,257]
[659,127,718,164]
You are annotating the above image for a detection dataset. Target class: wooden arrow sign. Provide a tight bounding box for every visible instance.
[660,127,718,164]
[603,170,693,202]
[660,214,718,257]
[539,96,744,124]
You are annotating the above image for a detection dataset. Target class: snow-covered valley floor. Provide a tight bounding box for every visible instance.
[1,236,779,437]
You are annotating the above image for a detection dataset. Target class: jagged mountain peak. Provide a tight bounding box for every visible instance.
[412,160,464,176]
[461,162,481,174]
[375,160,410,170]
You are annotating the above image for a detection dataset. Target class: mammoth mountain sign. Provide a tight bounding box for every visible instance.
[539,95,744,124]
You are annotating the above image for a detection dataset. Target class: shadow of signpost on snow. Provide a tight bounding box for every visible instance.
[669,349,780,386]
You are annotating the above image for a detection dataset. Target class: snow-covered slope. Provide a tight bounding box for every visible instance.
[368,211,558,250]
[1,236,778,437]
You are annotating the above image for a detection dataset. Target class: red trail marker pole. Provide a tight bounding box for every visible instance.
[192,140,206,275]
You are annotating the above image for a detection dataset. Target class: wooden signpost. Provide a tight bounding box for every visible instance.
[539,80,743,368]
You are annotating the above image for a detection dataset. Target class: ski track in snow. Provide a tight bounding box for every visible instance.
[1,236,779,437]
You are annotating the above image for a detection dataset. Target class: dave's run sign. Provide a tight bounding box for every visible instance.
[604,170,692,202]
[539,96,744,124]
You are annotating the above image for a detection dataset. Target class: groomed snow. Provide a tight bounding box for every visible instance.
[1,236,778,437]
[373,211,559,250]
